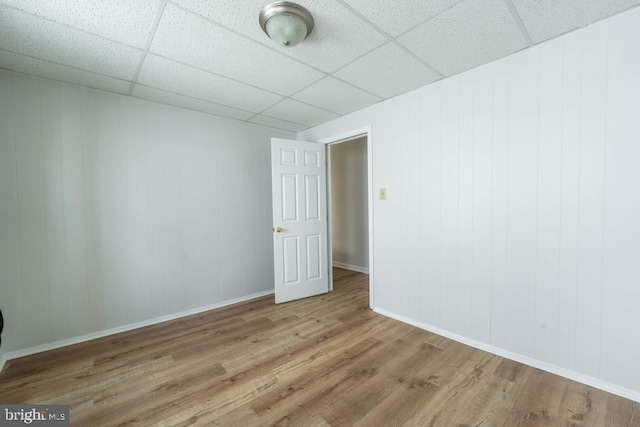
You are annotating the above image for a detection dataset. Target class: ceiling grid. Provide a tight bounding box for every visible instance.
[0,0,638,131]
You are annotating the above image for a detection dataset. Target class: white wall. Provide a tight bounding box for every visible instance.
[330,137,368,272]
[0,70,292,358]
[299,7,640,398]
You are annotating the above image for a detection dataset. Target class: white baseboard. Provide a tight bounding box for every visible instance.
[333,262,369,274]
[3,289,274,362]
[373,307,640,404]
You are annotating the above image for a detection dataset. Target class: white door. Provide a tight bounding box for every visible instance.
[271,138,329,303]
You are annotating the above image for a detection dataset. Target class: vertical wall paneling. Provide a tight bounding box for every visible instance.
[40,80,70,342]
[575,21,608,378]
[119,97,143,325]
[534,37,563,365]
[196,115,215,303]
[258,125,274,292]
[180,112,200,308]
[81,88,105,332]
[234,124,252,299]
[457,73,474,337]
[557,30,582,371]
[258,126,274,292]
[246,128,259,297]
[250,128,265,296]
[403,92,422,320]
[439,78,460,333]
[60,84,91,338]
[144,101,165,319]
[219,121,235,298]
[218,123,234,301]
[13,75,52,348]
[97,93,126,329]
[205,118,222,303]
[505,48,538,356]
[489,59,509,349]
[0,70,292,358]
[298,5,640,397]
[159,106,186,314]
[390,100,408,314]
[219,122,248,301]
[256,126,273,291]
[248,127,267,295]
[132,100,151,323]
[133,99,151,323]
[250,127,261,292]
[471,64,493,344]
[601,7,640,391]
[133,103,153,322]
[372,101,405,314]
[0,72,24,353]
[417,84,442,327]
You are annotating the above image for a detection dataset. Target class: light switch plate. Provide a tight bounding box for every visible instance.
[379,188,387,200]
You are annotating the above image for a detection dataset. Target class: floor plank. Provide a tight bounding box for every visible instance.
[0,268,638,426]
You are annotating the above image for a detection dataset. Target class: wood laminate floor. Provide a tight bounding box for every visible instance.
[1,268,638,426]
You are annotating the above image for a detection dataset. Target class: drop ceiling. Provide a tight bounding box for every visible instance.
[1,0,638,132]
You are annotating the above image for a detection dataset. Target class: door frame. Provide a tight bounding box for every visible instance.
[319,125,374,309]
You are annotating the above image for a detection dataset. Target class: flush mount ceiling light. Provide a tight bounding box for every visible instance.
[259,1,314,47]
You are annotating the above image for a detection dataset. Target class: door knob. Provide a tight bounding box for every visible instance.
[274,226,284,233]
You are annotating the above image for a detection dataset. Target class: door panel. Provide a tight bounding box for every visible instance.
[272,138,328,303]
[281,174,298,221]
[305,175,320,220]
[283,236,299,284]
[306,234,321,280]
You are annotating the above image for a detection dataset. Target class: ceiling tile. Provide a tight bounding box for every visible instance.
[397,0,528,76]
[261,99,339,127]
[340,0,460,37]
[249,115,308,132]
[292,76,381,115]
[150,4,324,96]
[0,49,131,93]
[0,0,161,48]
[172,0,388,72]
[133,84,254,120]
[137,54,283,113]
[334,42,441,99]
[511,0,640,43]
[0,5,142,80]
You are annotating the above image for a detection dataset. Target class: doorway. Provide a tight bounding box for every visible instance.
[320,126,374,308]
[328,137,369,275]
